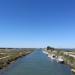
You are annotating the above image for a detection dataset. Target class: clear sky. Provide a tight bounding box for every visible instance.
[0,0,75,48]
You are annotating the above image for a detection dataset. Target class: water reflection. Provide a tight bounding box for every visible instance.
[0,49,73,75]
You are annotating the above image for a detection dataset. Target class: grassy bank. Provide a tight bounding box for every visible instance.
[47,48,75,74]
[0,48,34,69]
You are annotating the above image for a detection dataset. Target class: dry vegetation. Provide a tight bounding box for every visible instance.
[0,48,34,69]
[47,46,75,74]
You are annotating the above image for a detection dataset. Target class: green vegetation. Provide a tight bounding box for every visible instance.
[0,48,34,69]
[47,46,54,51]
[46,46,75,74]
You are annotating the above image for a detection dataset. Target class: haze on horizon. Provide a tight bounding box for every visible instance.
[0,0,75,48]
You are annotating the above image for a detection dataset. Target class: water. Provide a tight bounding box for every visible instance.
[0,49,73,75]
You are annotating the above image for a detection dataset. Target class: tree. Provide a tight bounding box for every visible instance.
[47,46,50,50]
[47,46,54,51]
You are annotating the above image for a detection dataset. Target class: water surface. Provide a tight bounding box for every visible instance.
[0,49,73,75]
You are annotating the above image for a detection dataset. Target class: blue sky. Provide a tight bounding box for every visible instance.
[0,0,75,48]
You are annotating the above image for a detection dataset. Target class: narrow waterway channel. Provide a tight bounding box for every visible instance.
[0,49,73,75]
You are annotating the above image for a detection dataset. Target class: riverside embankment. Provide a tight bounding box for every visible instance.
[0,48,34,69]
[46,49,75,74]
[0,49,73,75]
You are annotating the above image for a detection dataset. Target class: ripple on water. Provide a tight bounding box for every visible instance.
[0,49,73,75]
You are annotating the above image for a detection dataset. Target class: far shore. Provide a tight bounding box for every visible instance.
[44,47,75,74]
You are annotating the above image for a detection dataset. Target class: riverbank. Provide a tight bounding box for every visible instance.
[45,48,75,74]
[0,49,72,75]
[0,48,34,69]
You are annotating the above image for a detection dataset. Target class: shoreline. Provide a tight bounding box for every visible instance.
[44,49,75,74]
[0,49,34,70]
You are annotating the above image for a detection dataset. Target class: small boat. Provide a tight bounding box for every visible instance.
[48,54,56,60]
[42,50,48,55]
[56,56,64,64]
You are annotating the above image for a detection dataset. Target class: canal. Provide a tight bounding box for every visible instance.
[0,49,73,75]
